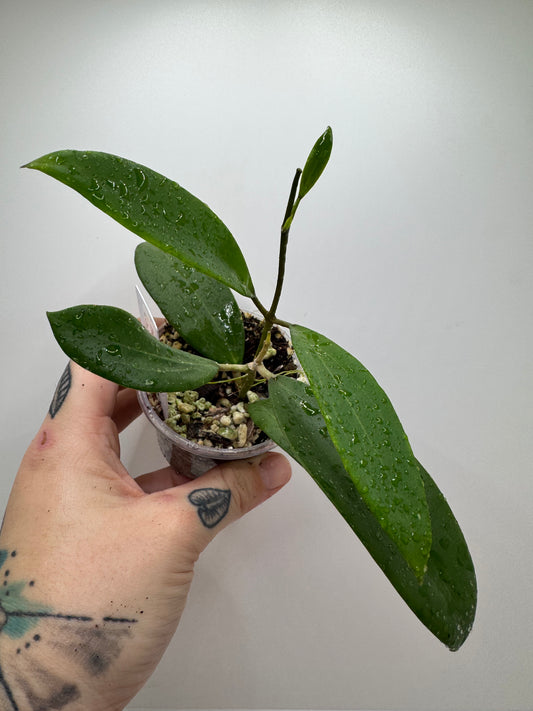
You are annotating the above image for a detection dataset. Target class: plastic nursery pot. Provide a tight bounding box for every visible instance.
[137,390,276,478]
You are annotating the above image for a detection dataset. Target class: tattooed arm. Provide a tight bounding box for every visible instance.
[0,362,291,711]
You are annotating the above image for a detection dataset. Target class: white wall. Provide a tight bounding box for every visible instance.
[1,2,532,709]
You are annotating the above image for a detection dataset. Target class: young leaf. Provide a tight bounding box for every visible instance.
[297,126,333,201]
[249,377,477,650]
[47,305,219,392]
[25,151,255,297]
[135,243,245,364]
[290,325,432,580]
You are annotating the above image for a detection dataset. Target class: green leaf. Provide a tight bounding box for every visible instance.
[298,126,333,201]
[47,305,219,392]
[290,325,432,580]
[249,377,476,650]
[135,243,245,364]
[26,150,255,297]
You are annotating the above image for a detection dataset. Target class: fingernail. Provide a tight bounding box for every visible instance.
[258,453,291,490]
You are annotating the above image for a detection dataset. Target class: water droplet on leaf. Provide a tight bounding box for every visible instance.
[104,344,122,357]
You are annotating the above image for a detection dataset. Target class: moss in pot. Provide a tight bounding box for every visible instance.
[24,127,476,651]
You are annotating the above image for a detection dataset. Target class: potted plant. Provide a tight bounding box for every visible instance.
[24,128,476,651]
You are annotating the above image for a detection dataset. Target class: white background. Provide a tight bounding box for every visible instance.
[1,2,532,710]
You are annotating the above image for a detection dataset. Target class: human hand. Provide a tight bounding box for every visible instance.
[0,362,291,710]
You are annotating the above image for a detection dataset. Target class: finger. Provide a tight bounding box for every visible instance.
[135,466,191,493]
[23,362,122,474]
[47,361,119,422]
[38,361,123,463]
[112,387,141,432]
[158,452,292,555]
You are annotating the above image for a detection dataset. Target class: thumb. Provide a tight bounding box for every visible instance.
[169,452,292,553]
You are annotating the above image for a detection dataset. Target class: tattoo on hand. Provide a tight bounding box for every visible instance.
[188,488,231,529]
[0,549,137,710]
[48,364,72,419]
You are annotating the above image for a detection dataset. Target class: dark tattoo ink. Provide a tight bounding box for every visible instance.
[15,666,80,711]
[51,619,133,677]
[102,616,137,624]
[188,488,231,529]
[48,363,72,418]
[0,549,137,710]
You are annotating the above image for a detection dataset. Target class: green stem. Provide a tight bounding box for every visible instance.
[251,296,269,318]
[283,168,303,228]
[238,169,302,399]
[238,367,258,399]
[269,168,302,318]
[255,363,275,380]
[251,297,291,328]
[216,362,250,372]
[209,373,250,386]
[254,168,302,357]
[254,331,272,366]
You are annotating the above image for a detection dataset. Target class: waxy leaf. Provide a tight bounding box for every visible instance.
[298,126,333,201]
[135,243,245,364]
[47,305,219,392]
[26,151,255,297]
[290,325,432,580]
[249,377,477,650]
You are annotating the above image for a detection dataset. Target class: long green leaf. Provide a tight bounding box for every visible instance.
[249,377,476,650]
[135,243,245,364]
[47,305,219,392]
[290,325,432,580]
[26,150,255,297]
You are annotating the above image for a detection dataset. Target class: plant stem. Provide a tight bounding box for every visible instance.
[254,330,272,366]
[251,296,269,318]
[284,168,303,226]
[238,368,259,399]
[238,169,302,399]
[251,297,290,328]
[216,362,250,372]
[253,168,302,357]
[269,168,302,318]
[255,363,275,380]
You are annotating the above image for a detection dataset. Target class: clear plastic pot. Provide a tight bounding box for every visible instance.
[137,390,276,478]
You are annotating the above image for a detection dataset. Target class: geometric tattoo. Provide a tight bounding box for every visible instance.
[48,363,72,419]
[188,488,231,529]
[0,549,137,710]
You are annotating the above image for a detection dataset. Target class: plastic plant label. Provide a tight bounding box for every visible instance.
[136,286,168,418]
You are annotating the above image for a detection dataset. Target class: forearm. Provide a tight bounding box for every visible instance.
[0,542,149,711]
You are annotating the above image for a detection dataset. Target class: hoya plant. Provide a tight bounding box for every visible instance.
[25,128,476,650]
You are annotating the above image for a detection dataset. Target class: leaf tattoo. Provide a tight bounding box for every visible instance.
[48,363,71,418]
[188,488,231,529]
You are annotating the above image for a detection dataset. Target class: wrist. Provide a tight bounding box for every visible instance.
[0,544,144,711]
